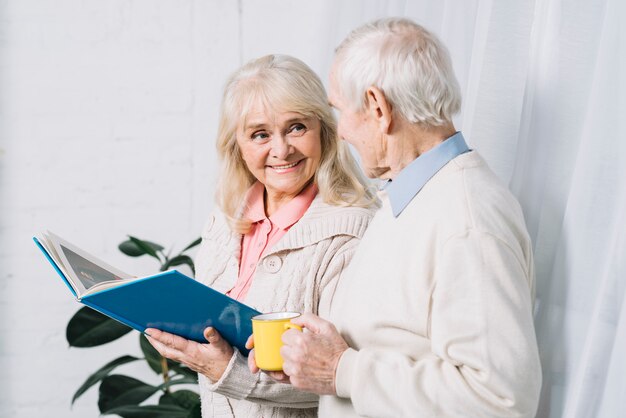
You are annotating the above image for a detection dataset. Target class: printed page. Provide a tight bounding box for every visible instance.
[44,231,133,297]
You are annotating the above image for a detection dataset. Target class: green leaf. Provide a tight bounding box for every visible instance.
[159,390,200,409]
[139,334,182,375]
[181,237,201,253]
[125,236,163,260]
[66,307,132,347]
[140,333,163,374]
[187,403,202,418]
[119,238,165,257]
[169,363,199,381]
[157,376,199,391]
[98,375,159,413]
[159,392,177,406]
[118,240,147,257]
[161,255,195,275]
[102,404,191,418]
[72,355,141,404]
[139,334,171,374]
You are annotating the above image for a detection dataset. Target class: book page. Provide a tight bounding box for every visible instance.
[44,231,133,297]
[38,234,73,281]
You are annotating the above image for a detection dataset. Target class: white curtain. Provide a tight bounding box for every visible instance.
[434,0,624,416]
[458,0,625,417]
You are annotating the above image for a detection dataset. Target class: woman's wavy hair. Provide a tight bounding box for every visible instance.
[215,54,376,233]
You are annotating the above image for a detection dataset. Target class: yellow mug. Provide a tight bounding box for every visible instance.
[251,312,302,371]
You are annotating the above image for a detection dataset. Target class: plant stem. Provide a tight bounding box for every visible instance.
[161,356,170,393]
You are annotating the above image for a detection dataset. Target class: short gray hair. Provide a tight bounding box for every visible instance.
[334,17,461,127]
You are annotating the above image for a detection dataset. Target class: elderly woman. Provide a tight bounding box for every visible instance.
[146,54,377,417]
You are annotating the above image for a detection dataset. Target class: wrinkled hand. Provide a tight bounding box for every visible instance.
[146,327,234,382]
[280,313,348,395]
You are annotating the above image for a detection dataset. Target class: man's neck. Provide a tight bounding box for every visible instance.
[383,121,457,180]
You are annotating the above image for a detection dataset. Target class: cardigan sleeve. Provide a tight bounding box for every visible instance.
[334,229,542,417]
[207,242,360,407]
[204,349,319,408]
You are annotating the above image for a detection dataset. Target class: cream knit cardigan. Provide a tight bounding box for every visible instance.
[193,195,375,418]
[320,151,542,417]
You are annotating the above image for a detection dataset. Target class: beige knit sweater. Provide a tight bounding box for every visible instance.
[320,151,542,417]
[193,195,375,417]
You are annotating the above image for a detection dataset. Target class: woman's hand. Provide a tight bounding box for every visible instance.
[245,335,291,383]
[146,327,234,382]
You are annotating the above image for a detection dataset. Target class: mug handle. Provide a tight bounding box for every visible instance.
[284,323,303,332]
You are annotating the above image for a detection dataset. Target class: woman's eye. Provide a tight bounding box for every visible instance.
[289,123,306,134]
[251,131,270,141]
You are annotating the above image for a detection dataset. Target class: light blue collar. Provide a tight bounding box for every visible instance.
[384,132,470,217]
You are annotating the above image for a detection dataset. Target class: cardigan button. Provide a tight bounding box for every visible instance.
[263,255,282,273]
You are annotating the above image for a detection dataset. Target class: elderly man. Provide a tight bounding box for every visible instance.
[250,17,542,417]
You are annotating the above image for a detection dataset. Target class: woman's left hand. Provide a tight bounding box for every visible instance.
[145,327,234,382]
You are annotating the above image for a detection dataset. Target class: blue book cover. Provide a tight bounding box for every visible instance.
[34,235,260,355]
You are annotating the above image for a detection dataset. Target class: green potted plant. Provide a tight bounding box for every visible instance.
[66,236,202,418]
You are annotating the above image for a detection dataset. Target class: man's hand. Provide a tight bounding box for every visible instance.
[280,313,349,395]
[146,327,234,382]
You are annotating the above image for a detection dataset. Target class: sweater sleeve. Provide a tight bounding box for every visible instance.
[207,240,359,407]
[334,229,542,417]
[205,349,319,408]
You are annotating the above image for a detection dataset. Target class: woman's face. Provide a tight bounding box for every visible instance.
[236,102,322,207]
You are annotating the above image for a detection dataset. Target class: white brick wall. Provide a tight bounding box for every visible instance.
[0,1,233,416]
[0,1,370,416]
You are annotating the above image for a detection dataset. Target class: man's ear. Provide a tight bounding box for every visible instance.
[365,87,392,134]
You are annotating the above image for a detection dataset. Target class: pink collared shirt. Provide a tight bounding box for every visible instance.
[227,182,318,301]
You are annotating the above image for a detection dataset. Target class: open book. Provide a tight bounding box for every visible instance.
[34,231,259,354]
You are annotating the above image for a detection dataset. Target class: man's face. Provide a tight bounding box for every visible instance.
[328,65,386,179]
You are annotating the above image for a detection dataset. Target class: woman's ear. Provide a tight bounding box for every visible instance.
[365,87,392,134]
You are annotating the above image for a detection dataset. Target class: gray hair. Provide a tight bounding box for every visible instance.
[334,17,461,127]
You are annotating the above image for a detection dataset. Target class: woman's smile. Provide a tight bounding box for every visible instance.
[268,159,304,173]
